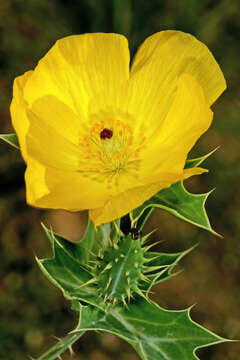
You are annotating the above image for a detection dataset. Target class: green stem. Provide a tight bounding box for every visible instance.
[36,331,85,360]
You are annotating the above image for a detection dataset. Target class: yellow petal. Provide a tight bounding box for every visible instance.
[30,95,82,144]
[89,166,207,226]
[25,161,112,210]
[89,31,225,141]
[140,74,213,181]
[24,33,130,117]
[131,30,226,106]
[25,107,81,170]
[25,159,49,203]
[10,70,33,160]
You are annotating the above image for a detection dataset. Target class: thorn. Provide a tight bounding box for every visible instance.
[88,259,98,264]
[142,240,163,252]
[143,255,161,263]
[105,276,112,290]
[127,276,131,285]
[125,271,130,276]
[52,335,62,341]
[174,244,198,263]
[113,242,119,250]
[134,262,139,269]
[84,264,96,273]
[135,287,149,302]
[169,268,184,278]
[107,235,114,247]
[115,257,119,263]
[141,228,158,244]
[74,277,97,289]
[120,254,125,258]
[121,295,129,309]
[139,273,151,283]
[58,356,63,360]
[126,286,131,303]
[101,262,112,273]
[68,344,75,356]
[113,221,125,236]
[40,221,49,233]
[149,267,170,285]
[104,294,108,303]
[113,298,118,305]
[88,249,98,258]
[143,265,168,273]
[50,226,56,241]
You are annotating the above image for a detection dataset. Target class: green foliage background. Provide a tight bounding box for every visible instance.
[0,0,239,359]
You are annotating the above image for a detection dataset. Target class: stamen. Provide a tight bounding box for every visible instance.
[100,128,113,140]
[78,115,146,183]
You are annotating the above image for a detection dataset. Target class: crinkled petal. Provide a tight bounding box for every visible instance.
[26,107,81,170]
[25,161,112,210]
[131,30,226,107]
[25,159,49,203]
[30,95,83,144]
[88,31,225,143]
[24,33,130,118]
[10,70,33,160]
[140,74,213,181]
[89,167,207,226]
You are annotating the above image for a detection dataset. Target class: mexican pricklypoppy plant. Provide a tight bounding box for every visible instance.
[1,31,229,360]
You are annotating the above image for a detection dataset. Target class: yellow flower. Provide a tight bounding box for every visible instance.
[10,31,226,226]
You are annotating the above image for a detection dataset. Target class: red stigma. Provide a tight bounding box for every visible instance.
[100,128,113,140]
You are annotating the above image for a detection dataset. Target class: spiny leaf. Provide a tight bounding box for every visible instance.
[185,148,218,169]
[0,133,19,149]
[37,225,229,360]
[73,299,227,360]
[37,223,106,310]
[41,219,107,265]
[132,150,219,235]
[141,246,196,294]
[133,182,218,236]
[35,332,84,360]
[37,225,191,310]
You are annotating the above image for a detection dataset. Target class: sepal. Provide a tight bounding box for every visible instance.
[0,133,19,149]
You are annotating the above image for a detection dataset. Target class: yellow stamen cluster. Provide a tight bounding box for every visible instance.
[78,115,146,185]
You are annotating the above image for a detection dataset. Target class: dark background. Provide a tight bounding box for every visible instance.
[0,0,240,359]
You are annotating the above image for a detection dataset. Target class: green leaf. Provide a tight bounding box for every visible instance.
[37,224,228,360]
[185,148,218,169]
[37,222,107,310]
[73,299,226,360]
[37,225,193,311]
[35,332,85,360]
[142,246,196,290]
[41,219,108,265]
[133,150,219,236]
[0,133,19,149]
[133,182,218,236]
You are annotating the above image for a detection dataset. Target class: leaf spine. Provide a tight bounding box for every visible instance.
[74,277,97,289]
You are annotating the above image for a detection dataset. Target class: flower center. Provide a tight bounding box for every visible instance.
[78,114,146,185]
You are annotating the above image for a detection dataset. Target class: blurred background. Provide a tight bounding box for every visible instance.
[0,0,240,359]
